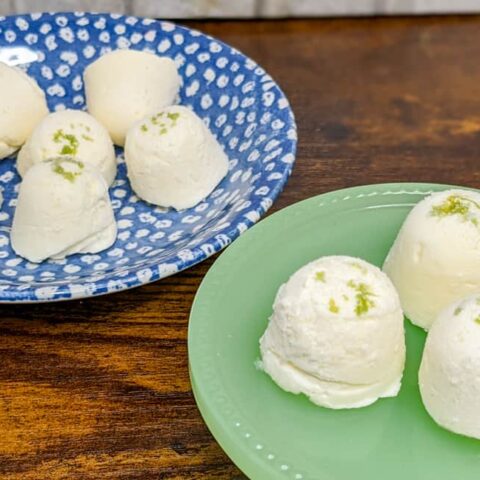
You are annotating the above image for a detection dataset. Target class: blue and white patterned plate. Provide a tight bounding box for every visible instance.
[0,12,297,302]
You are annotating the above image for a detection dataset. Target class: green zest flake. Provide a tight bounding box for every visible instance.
[475,316,480,325]
[151,112,166,125]
[150,110,180,135]
[342,294,349,301]
[454,306,463,316]
[53,129,80,156]
[167,112,180,122]
[431,194,480,226]
[50,157,84,183]
[53,129,63,143]
[347,280,376,316]
[82,134,93,141]
[431,195,469,217]
[329,298,340,314]
[315,271,325,282]
[349,262,367,274]
[141,124,148,132]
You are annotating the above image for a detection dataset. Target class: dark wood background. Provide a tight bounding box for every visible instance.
[2,15,480,479]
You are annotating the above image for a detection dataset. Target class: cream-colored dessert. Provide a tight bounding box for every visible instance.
[84,49,180,146]
[17,109,117,185]
[125,105,228,210]
[260,256,406,409]
[11,157,117,263]
[0,62,49,159]
[419,294,480,439]
[383,189,480,331]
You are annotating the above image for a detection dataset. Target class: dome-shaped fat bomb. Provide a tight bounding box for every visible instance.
[0,63,49,159]
[419,294,480,439]
[384,189,480,330]
[260,256,406,409]
[125,105,228,210]
[11,157,117,263]
[17,109,117,185]
[84,49,180,146]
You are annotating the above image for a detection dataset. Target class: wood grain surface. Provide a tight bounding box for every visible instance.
[2,15,480,479]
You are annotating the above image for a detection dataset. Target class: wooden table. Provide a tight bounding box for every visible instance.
[2,15,480,479]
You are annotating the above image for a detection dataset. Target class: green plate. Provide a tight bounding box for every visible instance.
[188,183,480,480]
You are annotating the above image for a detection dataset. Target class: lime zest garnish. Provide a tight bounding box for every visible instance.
[431,194,480,227]
[347,280,376,316]
[315,271,325,282]
[329,298,340,314]
[167,112,180,122]
[349,262,367,274]
[150,110,180,135]
[53,129,79,156]
[49,157,84,183]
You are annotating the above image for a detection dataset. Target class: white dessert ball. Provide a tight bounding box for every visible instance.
[125,105,228,210]
[84,49,180,146]
[11,157,117,263]
[0,62,49,159]
[419,294,480,439]
[17,109,117,185]
[260,256,406,409]
[384,189,480,330]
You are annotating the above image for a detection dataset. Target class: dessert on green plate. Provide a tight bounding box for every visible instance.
[260,255,405,409]
[384,188,480,331]
[420,293,480,440]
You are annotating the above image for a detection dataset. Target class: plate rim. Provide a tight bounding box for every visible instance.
[188,181,468,480]
[0,11,297,303]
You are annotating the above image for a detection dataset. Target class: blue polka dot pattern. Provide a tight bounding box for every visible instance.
[0,12,297,302]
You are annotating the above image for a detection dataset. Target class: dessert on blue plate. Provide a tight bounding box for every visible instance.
[11,157,116,263]
[84,49,180,146]
[0,62,48,160]
[125,105,228,210]
[17,109,117,186]
[0,12,296,301]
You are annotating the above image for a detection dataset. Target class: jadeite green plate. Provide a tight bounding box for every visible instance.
[188,183,480,480]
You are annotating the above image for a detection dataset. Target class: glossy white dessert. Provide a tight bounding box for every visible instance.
[84,49,180,146]
[125,105,228,210]
[11,157,117,263]
[419,294,480,439]
[383,189,480,330]
[17,109,117,185]
[0,62,49,159]
[260,256,406,409]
